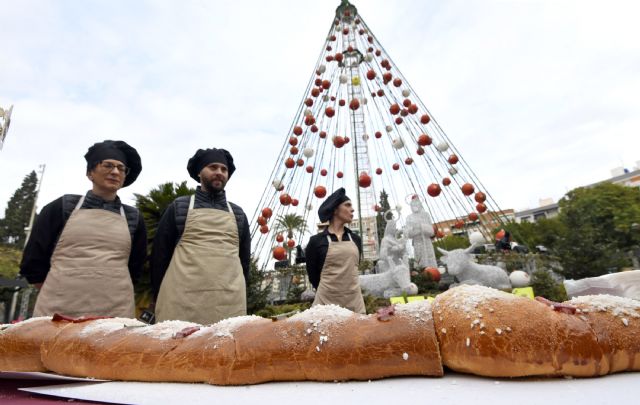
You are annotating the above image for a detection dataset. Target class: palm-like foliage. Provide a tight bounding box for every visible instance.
[274,213,308,240]
[134,182,194,247]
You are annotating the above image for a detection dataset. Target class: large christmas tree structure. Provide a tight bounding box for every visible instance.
[250,1,506,270]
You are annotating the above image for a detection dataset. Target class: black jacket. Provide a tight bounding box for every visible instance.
[150,187,251,298]
[304,227,362,289]
[19,191,147,284]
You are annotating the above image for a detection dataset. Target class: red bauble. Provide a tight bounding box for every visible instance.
[320,169,328,176]
[296,158,304,167]
[273,246,286,261]
[335,52,344,62]
[344,136,350,144]
[285,158,295,168]
[291,198,299,206]
[304,98,313,107]
[314,185,327,198]
[392,163,400,171]
[261,207,272,219]
[416,147,425,156]
[358,172,372,188]
[336,171,344,178]
[260,225,269,234]
[389,104,400,115]
[319,131,327,139]
[321,80,331,89]
[468,212,479,221]
[382,72,392,83]
[325,106,335,117]
[423,267,441,282]
[375,131,382,139]
[376,167,382,175]
[448,154,459,164]
[461,183,475,196]
[339,99,346,106]
[333,136,346,148]
[276,233,284,243]
[442,177,451,186]
[289,137,298,146]
[408,104,418,114]
[311,87,321,96]
[454,220,465,229]
[393,78,402,87]
[257,216,267,226]
[279,193,292,205]
[366,70,376,80]
[427,183,442,197]
[377,89,384,97]
[304,115,315,126]
[395,117,403,125]
[287,239,296,248]
[403,99,412,108]
[310,125,318,133]
[420,114,431,124]
[405,157,413,165]
[306,165,313,173]
[436,230,445,238]
[417,134,432,146]
[293,126,303,136]
[476,203,487,213]
[290,146,298,155]
[349,98,360,110]
[475,191,487,203]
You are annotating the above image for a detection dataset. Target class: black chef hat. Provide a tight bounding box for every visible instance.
[84,140,142,187]
[318,187,350,222]
[187,148,236,182]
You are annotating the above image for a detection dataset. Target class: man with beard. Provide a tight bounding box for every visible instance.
[150,148,250,324]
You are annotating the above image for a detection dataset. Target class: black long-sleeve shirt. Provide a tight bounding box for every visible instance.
[150,187,251,299]
[304,227,363,289]
[20,191,147,284]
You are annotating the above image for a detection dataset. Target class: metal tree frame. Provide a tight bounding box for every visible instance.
[250,1,506,270]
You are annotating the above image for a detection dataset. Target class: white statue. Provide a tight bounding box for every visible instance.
[437,244,512,290]
[404,195,438,269]
[359,212,418,298]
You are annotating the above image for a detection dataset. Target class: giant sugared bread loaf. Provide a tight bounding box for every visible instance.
[40,302,443,384]
[2,285,639,384]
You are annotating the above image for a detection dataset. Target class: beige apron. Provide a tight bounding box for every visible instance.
[33,196,135,318]
[155,195,246,324]
[312,233,366,314]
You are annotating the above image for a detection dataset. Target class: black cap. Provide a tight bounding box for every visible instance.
[187,148,236,182]
[84,140,142,187]
[318,187,350,222]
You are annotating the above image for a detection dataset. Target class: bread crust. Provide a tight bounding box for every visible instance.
[0,317,65,372]
[433,285,607,377]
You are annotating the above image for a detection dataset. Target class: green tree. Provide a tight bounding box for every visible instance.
[375,189,391,243]
[434,235,470,259]
[555,183,640,279]
[133,182,195,311]
[246,257,272,314]
[501,218,567,252]
[0,171,38,248]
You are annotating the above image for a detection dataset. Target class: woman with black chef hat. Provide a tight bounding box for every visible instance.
[20,140,146,318]
[304,188,366,313]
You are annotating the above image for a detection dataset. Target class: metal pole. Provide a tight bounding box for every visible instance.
[24,164,46,245]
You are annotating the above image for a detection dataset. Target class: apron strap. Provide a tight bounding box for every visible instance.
[326,232,353,244]
[76,195,126,218]
[74,195,85,211]
[188,194,195,210]
[226,202,233,213]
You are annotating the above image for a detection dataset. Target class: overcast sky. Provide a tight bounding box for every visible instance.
[1,0,639,221]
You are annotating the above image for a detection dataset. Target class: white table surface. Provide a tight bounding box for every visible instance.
[16,372,640,405]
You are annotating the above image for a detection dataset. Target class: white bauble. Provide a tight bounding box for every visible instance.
[318,64,327,74]
[303,148,314,158]
[385,125,393,133]
[448,167,458,175]
[392,137,404,149]
[509,271,531,288]
[362,134,369,141]
[322,95,329,102]
[304,108,313,117]
[339,75,348,84]
[436,141,449,152]
[364,53,373,62]
[272,179,283,190]
[469,231,485,245]
[402,89,411,97]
